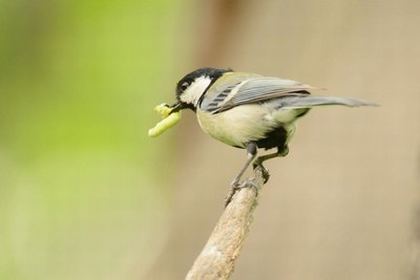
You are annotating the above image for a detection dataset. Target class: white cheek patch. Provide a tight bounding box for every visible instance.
[180,76,212,106]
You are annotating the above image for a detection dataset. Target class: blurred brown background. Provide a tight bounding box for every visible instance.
[1,0,419,279]
[149,0,420,279]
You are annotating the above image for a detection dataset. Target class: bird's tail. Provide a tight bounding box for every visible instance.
[278,95,378,108]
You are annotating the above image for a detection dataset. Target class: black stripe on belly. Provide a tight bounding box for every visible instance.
[256,126,288,150]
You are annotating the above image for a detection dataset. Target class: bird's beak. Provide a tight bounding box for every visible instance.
[169,102,183,113]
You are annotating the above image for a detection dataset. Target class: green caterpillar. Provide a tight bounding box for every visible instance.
[148,103,181,137]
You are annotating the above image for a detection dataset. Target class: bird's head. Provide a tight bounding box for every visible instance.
[170,67,232,112]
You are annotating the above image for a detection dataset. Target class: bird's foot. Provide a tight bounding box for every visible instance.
[224,179,260,208]
[225,179,243,207]
[252,162,270,183]
[230,177,241,188]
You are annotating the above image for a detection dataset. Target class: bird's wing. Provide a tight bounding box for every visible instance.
[201,74,315,113]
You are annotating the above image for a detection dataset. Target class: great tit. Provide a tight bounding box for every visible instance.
[169,67,375,187]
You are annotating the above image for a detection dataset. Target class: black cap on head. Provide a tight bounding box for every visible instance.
[175,67,233,98]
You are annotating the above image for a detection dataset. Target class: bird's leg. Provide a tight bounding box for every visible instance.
[230,142,257,187]
[225,142,257,207]
[252,145,289,183]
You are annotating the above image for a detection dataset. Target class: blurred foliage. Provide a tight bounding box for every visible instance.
[0,0,182,279]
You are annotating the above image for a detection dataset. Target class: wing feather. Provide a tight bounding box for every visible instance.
[200,74,375,114]
[209,77,314,113]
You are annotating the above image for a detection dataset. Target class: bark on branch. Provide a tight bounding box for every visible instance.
[185,166,267,280]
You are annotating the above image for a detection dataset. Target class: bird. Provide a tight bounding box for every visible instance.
[168,67,375,189]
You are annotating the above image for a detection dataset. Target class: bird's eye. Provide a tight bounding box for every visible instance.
[180,82,189,91]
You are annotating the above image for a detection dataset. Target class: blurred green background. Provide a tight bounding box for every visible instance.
[0,0,181,279]
[1,0,420,279]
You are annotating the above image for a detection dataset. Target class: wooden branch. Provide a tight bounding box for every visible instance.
[185,166,267,280]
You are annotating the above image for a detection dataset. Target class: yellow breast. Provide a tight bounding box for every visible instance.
[196,105,276,148]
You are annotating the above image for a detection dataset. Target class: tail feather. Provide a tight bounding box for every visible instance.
[276,96,378,108]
